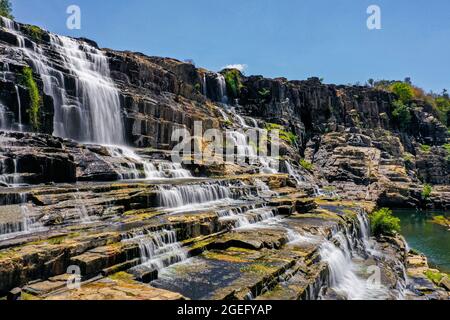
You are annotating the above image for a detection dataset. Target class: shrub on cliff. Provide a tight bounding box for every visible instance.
[391,100,412,130]
[222,69,243,99]
[0,0,13,19]
[370,208,401,237]
[389,82,414,103]
[24,25,44,41]
[421,184,432,200]
[265,123,297,145]
[20,66,41,131]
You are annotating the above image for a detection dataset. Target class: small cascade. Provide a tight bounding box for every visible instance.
[318,211,390,300]
[105,145,192,180]
[217,108,230,122]
[157,183,233,208]
[219,206,277,229]
[0,158,22,187]
[73,190,91,223]
[226,131,257,159]
[201,73,208,96]
[254,179,278,198]
[314,186,340,199]
[286,229,320,245]
[285,162,305,185]
[216,73,228,104]
[125,229,187,272]
[0,202,44,240]
[0,104,9,129]
[14,85,23,131]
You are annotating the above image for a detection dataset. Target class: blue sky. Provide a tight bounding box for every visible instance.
[10,0,450,92]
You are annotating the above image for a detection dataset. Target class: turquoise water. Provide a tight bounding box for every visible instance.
[393,210,450,273]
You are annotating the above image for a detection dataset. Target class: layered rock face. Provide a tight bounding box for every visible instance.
[0,18,449,301]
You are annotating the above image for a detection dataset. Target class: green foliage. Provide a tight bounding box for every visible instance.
[391,100,411,130]
[403,152,414,164]
[193,83,201,93]
[20,67,41,131]
[443,143,450,154]
[265,123,297,145]
[421,184,432,200]
[223,69,243,99]
[424,270,445,285]
[434,96,450,126]
[370,208,401,237]
[299,159,313,171]
[420,144,431,153]
[443,144,450,165]
[258,88,271,99]
[0,0,13,19]
[389,82,414,103]
[24,25,44,41]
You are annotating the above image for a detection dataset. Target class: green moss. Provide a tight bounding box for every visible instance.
[299,159,313,171]
[222,69,243,99]
[265,123,298,145]
[21,292,39,300]
[46,235,66,245]
[240,263,276,274]
[420,144,431,153]
[370,208,401,237]
[24,25,44,41]
[424,270,445,285]
[403,152,414,164]
[421,184,432,200]
[19,66,41,131]
[108,272,135,284]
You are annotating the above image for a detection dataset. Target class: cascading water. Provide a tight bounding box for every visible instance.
[0,202,44,240]
[285,162,305,185]
[14,85,23,131]
[125,229,187,273]
[157,183,233,208]
[50,35,125,144]
[318,211,390,300]
[216,73,228,104]
[1,16,124,144]
[105,145,192,180]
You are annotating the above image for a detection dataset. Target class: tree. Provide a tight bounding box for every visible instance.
[0,0,13,19]
[391,100,411,130]
[389,82,414,103]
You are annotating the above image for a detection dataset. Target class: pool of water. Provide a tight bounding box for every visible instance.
[393,209,450,273]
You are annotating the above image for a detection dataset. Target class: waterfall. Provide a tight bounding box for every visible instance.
[219,206,276,229]
[1,17,124,144]
[216,73,228,104]
[318,212,390,300]
[14,86,23,131]
[0,103,9,130]
[201,73,207,96]
[73,190,92,223]
[157,183,233,208]
[254,179,278,198]
[226,131,257,158]
[0,203,44,240]
[106,145,192,180]
[125,229,187,272]
[50,35,124,144]
[285,162,304,185]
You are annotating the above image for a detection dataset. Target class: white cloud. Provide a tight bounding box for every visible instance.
[222,64,248,72]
